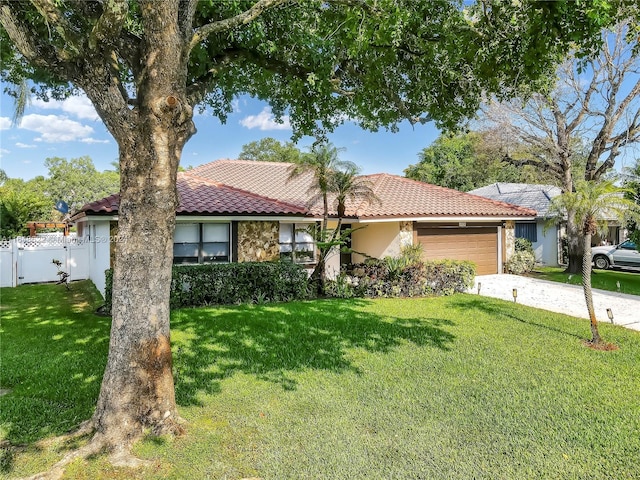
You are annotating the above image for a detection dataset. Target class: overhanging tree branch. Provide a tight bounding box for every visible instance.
[89,0,129,50]
[30,0,83,58]
[189,0,289,52]
[0,3,41,62]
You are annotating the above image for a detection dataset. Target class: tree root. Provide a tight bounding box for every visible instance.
[17,420,164,480]
[22,437,105,480]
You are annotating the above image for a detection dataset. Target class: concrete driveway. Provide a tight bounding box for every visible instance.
[470,274,640,332]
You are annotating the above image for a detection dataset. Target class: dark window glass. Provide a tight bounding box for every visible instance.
[515,222,537,243]
[173,223,230,264]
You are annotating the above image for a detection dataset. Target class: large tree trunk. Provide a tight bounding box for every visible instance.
[581,232,601,344]
[92,139,183,449]
[90,2,195,450]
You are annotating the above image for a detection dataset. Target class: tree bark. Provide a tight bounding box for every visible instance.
[581,231,601,344]
[89,1,196,448]
[92,139,183,448]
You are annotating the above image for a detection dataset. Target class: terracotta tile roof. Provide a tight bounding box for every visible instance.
[177,173,307,214]
[187,159,324,213]
[354,174,537,218]
[77,193,120,215]
[189,160,535,218]
[77,160,535,220]
[77,173,308,216]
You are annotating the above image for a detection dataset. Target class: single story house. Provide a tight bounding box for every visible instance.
[469,183,563,266]
[469,182,627,266]
[71,160,536,295]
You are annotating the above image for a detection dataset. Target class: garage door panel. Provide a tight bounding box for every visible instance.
[417,227,498,275]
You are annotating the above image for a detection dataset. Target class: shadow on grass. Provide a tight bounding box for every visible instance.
[171,298,455,406]
[1,286,455,455]
[449,295,584,340]
[0,282,110,451]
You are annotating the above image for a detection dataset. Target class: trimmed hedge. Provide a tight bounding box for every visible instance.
[327,259,475,298]
[102,262,310,313]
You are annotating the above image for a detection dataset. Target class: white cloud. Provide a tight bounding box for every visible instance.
[80,137,110,144]
[32,94,100,121]
[15,142,36,148]
[240,107,291,131]
[0,117,11,130]
[23,160,32,164]
[19,114,94,143]
[0,148,9,156]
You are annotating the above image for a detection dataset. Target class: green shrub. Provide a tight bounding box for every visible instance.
[343,258,475,298]
[515,237,535,257]
[102,262,310,313]
[422,260,476,295]
[506,251,535,274]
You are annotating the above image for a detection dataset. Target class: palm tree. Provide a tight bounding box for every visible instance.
[289,143,354,229]
[549,180,639,345]
[288,143,377,294]
[328,163,379,242]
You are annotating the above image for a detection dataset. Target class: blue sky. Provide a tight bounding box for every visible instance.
[0,90,441,180]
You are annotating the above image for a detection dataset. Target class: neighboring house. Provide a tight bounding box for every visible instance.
[71,160,536,295]
[469,183,562,266]
[469,183,626,266]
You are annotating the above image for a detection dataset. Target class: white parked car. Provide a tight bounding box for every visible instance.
[591,240,640,270]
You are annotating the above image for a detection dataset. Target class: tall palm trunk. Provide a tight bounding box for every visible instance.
[581,231,602,344]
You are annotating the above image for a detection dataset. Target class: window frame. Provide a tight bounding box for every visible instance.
[515,222,538,243]
[279,222,317,264]
[173,222,231,265]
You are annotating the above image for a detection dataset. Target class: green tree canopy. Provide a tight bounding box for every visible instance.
[623,158,640,244]
[404,132,557,191]
[238,137,307,163]
[0,157,119,237]
[0,177,51,238]
[44,156,119,212]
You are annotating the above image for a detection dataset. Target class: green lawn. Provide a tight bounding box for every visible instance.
[2,281,640,479]
[528,266,640,296]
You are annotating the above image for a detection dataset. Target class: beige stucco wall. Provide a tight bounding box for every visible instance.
[351,222,401,263]
[237,221,280,262]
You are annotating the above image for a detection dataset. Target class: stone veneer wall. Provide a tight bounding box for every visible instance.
[504,220,515,264]
[237,221,280,262]
[399,221,413,249]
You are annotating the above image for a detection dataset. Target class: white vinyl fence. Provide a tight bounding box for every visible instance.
[0,236,89,287]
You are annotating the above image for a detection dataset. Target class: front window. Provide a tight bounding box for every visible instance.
[515,222,537,243]
[279,223,316,264]
[174,223,230,264]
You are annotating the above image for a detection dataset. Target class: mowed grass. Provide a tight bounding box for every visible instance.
[528,266,640,296]
[2,282,640,479]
